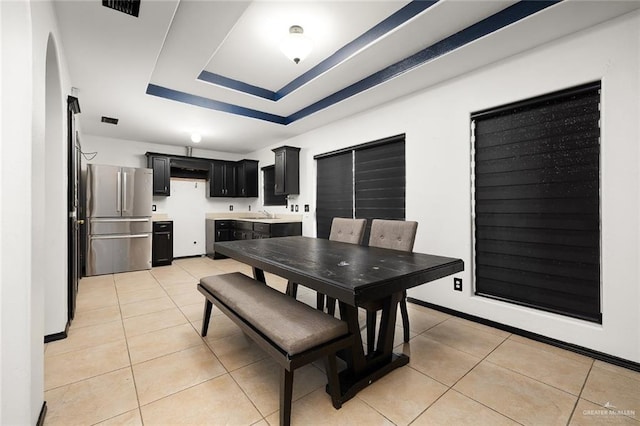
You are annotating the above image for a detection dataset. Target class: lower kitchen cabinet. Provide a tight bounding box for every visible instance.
[206,219,302,259]
[152,221,173,266]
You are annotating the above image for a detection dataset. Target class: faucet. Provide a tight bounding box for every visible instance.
[260,210,273,219]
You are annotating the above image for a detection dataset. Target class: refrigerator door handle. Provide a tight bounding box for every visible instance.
[116,171,122,213]
[90,218,150,223]
[89,234,150,240]
[123,171,128,213]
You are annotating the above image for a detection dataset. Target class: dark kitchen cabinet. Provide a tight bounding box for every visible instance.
[206,219,233,259]
[272,146,300,195]
[152,221,173,266]
[252,221,302,239]
[209,161,236,197]
[236,160,258,198]
[147,155,171,196]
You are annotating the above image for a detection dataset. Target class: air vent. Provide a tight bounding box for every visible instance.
[102,0,140,17]
[101,116,119,125]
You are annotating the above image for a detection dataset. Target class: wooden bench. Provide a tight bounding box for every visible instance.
[198,272,354,426]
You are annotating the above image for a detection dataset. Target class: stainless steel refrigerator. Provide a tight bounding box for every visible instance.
[86,164,153,276]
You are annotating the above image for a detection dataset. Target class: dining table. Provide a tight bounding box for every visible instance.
[214,235,464,404]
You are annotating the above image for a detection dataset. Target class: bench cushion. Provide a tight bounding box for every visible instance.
[200,273,349,355]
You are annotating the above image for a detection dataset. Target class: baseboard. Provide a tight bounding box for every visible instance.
[37,401,47,426]
[44,320,70,343]
[407,297,640,373]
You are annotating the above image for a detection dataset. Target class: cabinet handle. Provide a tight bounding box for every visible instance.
[167,234,170,240]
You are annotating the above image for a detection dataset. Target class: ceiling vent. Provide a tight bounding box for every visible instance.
[101,116,119,125]
[102,0,140,17]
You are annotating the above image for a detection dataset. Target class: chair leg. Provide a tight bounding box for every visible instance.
[366,310,377,353]
[316,292,325,311]
[285,281,298,298]
[400,291,410,342]
[201,300,213,337]
[324,355,343,409]
[280,368,294,426]
[327,297,337,316]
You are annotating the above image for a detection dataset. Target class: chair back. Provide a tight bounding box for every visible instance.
[368,219,418,252]
[329,218,367,244]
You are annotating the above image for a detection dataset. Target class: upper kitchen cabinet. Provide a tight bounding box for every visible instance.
[147,154,170,196]
[209,160,236,197]
[236,160,258,198]
[272,146,300,195]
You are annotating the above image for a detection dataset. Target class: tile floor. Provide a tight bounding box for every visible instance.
[44,256,640,425]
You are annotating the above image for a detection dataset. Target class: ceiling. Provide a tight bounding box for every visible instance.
[52,0,640,154]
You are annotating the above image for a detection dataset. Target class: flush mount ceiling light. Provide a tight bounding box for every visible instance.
[190,133,202,143]
[280,25,313,64]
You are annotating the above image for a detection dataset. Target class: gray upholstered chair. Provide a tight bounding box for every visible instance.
[320,218,367,313]
[366,219,418,350]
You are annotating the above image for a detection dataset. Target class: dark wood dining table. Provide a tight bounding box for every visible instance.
[214,236,464,403]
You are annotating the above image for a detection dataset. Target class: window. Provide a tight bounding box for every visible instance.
[315,134,405,240]
[262,165,287,206]
[472,82,601,323]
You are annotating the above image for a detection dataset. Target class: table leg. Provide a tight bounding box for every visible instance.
[331,292,409,404]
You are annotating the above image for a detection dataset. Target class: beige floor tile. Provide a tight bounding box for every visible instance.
[115,276,161,294]
[406,334,481,386]
[364,324,416,354]
[127,323,203,364]
[119,295,175,319]
[205,332,269,371]
[509,334,594,365]
[113,270,157,285]
[486,338,592,395]
[44,368,138,426]
[169,288,206,307]
[397,303,450,334]
[231,358,327,416]
[592,360,640,382]
[45,339,130,390]
[264,387,395,426]
[76,286,119,311]
[45,321,125,357]
[123,307,187,338]
[150,265,194,284]
[412,389,519,426]
[197,311,243,341]
[454,361,577,425]
[179,301,223,323]
[160,280,199,296]
[422,318,507,358]
[133,345,226,405]
[448,316,512,339]
[581,365,640,420]
[356,366,447,425]
[94,408,142,426]
[140,374,262,425]
[570,398,640,425]
[71,304,121,329]
[117,286,167,305]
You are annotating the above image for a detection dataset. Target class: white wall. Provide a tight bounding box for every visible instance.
[1,0,72,422]
[247,12,640,363]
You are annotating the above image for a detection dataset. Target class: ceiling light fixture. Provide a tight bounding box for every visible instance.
[280,25,312,64]
[190,133,202,143]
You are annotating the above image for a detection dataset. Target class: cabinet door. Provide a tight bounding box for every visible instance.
[209,161,225,197]
[272,146,300,195]
[224,162,237,197]
[152,221,173,266]
[149,156,170,196]
[274,149,286,195]
[236,160,258,197]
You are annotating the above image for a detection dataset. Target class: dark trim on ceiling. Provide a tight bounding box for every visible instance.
[408,298,640,373]
[148,0,562,125]
[198,71,279,101]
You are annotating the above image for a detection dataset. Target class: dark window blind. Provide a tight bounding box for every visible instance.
[316,153,353,239]
[315,134,405,240]
[355,141,406,243]
[472,82,601,323]
[262,166,287,206]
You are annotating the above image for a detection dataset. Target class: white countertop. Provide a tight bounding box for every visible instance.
[205,212,302,223]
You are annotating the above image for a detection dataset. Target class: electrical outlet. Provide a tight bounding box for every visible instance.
[229,205,233,211]
[454,278,462,291]
[295,204,299,212]
[152,204,156,212]
[304,204,309,212]
[291,205,294,212]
